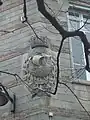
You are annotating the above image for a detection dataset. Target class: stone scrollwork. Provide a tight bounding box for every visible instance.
[23,36,57,97]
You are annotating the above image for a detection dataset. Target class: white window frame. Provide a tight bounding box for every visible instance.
[68,6,90,80]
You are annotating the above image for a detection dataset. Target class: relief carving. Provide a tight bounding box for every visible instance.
[23,36,57,97]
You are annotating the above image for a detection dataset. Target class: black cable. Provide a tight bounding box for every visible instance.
[59,81,90,119]
[23,0,38,39]
[25,20,40,39]
[23,0,27,22]
[0,71,16,77]
[23,0,44,42]
[0,70,45,96]
[14,74,29,87]
[0,70,42,98]
[0,70,90,118]
[0,70,29,89]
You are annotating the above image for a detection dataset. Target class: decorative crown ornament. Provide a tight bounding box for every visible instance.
[30,36,49,49]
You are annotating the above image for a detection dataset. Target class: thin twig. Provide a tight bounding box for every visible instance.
[76,18,88,31]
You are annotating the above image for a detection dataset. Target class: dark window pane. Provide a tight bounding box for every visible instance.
[69,16,87,80]
[83,14,90,19]
[74,64,86,80]
[69,12,79,17]
[72,37,85,65]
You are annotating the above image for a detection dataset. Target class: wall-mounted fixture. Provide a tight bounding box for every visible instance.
[0,0,3,6]
[49,112,53,120]
[0,83,16,113]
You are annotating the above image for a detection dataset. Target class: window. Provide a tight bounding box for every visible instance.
[68,7,90,80]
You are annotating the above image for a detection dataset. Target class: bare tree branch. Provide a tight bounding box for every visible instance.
[35,0,90,95]
[36,0,66,37]
[55,38,65,94]
[36,0,90,72]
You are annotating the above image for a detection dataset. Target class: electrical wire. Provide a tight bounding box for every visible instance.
[0,70,30,91]
[0,30,14,33]
[58,81,90,119]
[1,63,89,118]
[1,70,90,118]
[0,70,47,96]
[25,20,40,39]
[23,0,44,42]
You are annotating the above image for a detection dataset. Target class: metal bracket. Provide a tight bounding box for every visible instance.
[11,94,16,113]
[0,83,16,113]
